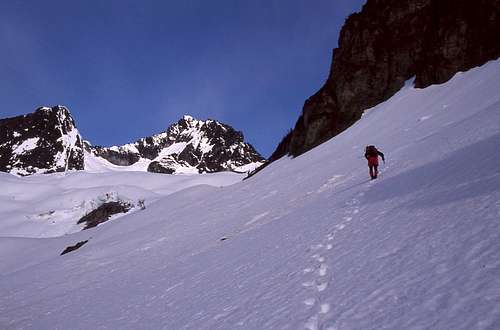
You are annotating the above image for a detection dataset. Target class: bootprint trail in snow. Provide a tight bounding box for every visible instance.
[301,192,364,330]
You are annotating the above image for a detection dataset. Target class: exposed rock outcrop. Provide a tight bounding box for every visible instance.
[0,106,84,175]
[87,145,140,166]
[60,240,89,255]
[271,0,500,160]
[77,201,133,230]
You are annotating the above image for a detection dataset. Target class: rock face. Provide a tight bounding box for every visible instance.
[0,106,84,175]
[271,0,500,160]
[88,115,265,174]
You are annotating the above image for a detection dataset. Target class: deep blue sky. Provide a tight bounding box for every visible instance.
[0,0,365,157]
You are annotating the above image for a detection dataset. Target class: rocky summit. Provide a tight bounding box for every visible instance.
[0,106,84,176]
[271,0,500,160]
[88,115,264,174]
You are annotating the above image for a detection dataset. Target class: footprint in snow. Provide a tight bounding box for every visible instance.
[303,280,328,292]
[345,199,359,206]
[318,264,328,276]
[311,254,325,263]
[320,303,331,314]
[316,282,328,292]
[343,216,352,222]
[335,224,346,230]
[302,281,315,288]
[305,315,319,330]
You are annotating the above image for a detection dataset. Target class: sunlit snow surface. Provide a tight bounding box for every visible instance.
[0,170,244,238]
[1,60,500,329]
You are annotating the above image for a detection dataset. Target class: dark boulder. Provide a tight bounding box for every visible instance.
[90,146,141,166]
[60,240,89,255]
[77,201,133,230]
[147,160,176,174]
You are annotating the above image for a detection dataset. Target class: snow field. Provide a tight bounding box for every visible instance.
[0,170,245,238]
[0,60,500,329]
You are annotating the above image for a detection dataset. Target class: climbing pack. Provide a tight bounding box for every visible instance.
[365,145,378,157]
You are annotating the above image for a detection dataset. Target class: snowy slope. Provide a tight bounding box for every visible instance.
[1,60,500,329]
[0,170,245,238]
[84,150,152,172]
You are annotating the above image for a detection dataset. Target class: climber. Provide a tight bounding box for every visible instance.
[364,145,385,180]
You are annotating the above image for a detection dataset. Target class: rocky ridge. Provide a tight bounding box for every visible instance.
[0,106,84,175]
[87,115,264,174]
[271,0,500,160]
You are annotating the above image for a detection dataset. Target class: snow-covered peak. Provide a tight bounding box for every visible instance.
[37,105,70,116]
[173,114,213,133]
[88,116,264,174]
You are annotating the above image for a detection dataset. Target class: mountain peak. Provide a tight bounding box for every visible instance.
[0,106,84,176]
[36,105,70,115]
[176,115,214,131]
[89,116,265,174]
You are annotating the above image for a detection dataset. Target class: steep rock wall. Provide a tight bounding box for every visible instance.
[271,0,500,160]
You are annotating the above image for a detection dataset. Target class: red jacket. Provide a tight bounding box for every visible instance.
[365,147,385,166]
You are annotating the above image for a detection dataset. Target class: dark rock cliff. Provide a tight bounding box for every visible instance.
[0,106,84,175]
[271,0,500,160]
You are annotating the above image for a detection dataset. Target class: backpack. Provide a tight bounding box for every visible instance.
[366,145,378,157]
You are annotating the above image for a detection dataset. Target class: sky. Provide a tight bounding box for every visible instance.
[0,0,366,157]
